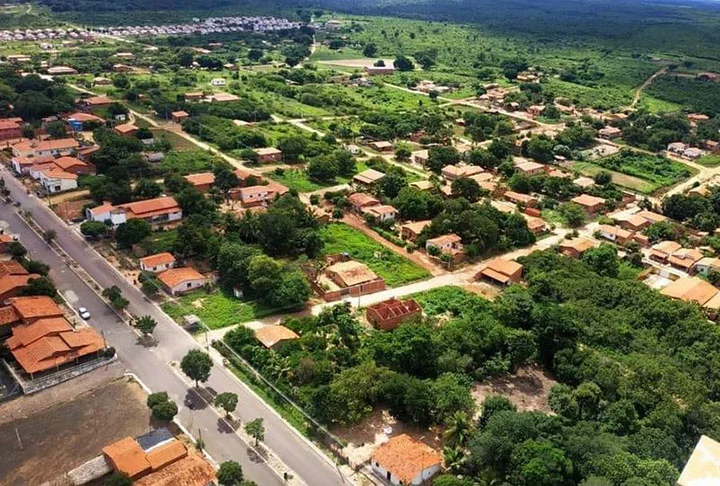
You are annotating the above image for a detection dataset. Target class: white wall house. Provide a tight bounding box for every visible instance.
[371,435,443,486]
[39,170,78,193]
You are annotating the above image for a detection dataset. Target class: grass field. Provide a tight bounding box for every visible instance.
[319,223,429,286]
[572,161,656,194]
[411,286,491,317]
[697,154,720,167]
[160,150,220,174]
[162,289,282,329]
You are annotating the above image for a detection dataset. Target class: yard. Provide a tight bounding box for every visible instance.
[266,161,368,192]
[697,154,720,167]
[319,223,430,287]
[162,289,282,329]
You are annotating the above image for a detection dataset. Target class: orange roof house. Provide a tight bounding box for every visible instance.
[616,213,650,232]
[660,276,719,307]
[558,237,595,258]
[478,258,523,286]
[253,147,283,163]
[348,192,380,211]
[7,295,63,322]
[371,435,443,485]
[103,437,153,479]
[353,168,386,186]
[504,191,539,207]
[0,273,41,301]
[139,252,176,273]
[145,440,188,471]
[636,210,667,225]
[157,267,206,296]
[366,298,422,331]
[326,261,382,288]
[668,248,704,272]
[362,204,398,222]
[114,123,139,136]
[597,224,633,245]
[184,172,215,192]
[171,111,190,123]
[571,194,606,213]
[53,156,94,174]
[254,325,299,349]
[82,95,113,107]
[649,240,683,263]
[400,220,431,241]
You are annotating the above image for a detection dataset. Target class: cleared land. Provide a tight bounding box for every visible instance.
[163,289,282,329]
[0,378,152,486]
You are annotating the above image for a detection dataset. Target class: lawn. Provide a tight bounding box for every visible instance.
[319,223,430,287]
[143,229,178,254]
[267,169,328,192]
[162,289,282,329]
[160,150,221,174]
[697,154,720,167]
[411,286,491,317]
[572,161,657,194]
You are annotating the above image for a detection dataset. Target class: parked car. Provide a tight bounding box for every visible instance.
[78,307,91,319]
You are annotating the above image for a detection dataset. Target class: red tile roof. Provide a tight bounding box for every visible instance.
[140,252,176,269]
[157,267,204,289]
[372,435,442,484]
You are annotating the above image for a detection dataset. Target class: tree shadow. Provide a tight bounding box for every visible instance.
[184,388,208,410]
[217,417,234,434]
[136,335,158,348]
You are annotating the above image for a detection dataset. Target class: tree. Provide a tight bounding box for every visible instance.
[427,146,460,173]
[115,219,151,249]
[509,439,574,486]
[152,399,178,421]
[558,202,586,228]
[80,220,108,239]
[22,259,49,276]
[42,229,56,243]
[394,56,414,71]
[7,241,27,260]
[103,285,123,302]
[444,410,471,447]
[134,315,157,336]
[245,418,265,445]
[181,349,213,387]
[134,179,163,199]
[105,472,133,486]
[214,166,240,200]
[362,43,377,57]
[21,277,57,298]
[307,157,338,182]
[214,392,239,418]
[451,177,483,202]
[147,391,170,408]
[217,460,245,486]
[480,395,517,427]
[582,243,619,278]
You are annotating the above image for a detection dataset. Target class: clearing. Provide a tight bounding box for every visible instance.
[472,365,558,416]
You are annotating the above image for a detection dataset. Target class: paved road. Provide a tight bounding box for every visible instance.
[0,167,344,486]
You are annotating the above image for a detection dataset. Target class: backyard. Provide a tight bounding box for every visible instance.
[319,223,430,287]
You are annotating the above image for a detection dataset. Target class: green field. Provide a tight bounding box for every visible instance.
[319,223,429,286]
[162,289,282,329]
[411,286,490,317]
[572,161,656,194]
[697,154,720,168]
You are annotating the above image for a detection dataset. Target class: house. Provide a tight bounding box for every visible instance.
[11,154,54,174]
[558,238,595,258]
[325,261,385,294]
[660,276,718,308]
[410,180,434,192]
[66,112,105,130]
[0,118,23,141]
[689,184,711,197]
[371,434,442,486]
[694,257,720,276]
[616,213,650,232]
[184,172,215,192]
[0,264,39,302]
[93,77,112,86]
[184,92,204,101]
[523,214,547,234]
[668,248,704,272]
[253,147,283,163]
[597,224,633,245]
[514,160,546,177]
[441,164,484,181]
[684,147,705,160]
[157,267,206,295]
[347,194,380,214]
[688,113,710,123]
[114,123,139,137]
[78,145,100,162]
[400,220,431,241]
[362,204,398,223]
[12,138,79,158]
[573,176,595,189]
[598,126,622,139]
[636,210,667,225]
[412,150,429,166]
[704,140,720,153]
[86,196,182,228]
[353,168,386,186]
[7,315,104,377]
[171,111,190,123]
[139,252,176,273]
[237,185,276,207]
[504,191,539,207]
[47,66,78,75]
[571,194,606,214]
[210,78,226,87]
[39,168,78,193]
[477,258,523,286]
[426,234,463,258]
[369,141,394,152]
[678,435,720,486]
[208,93,240,103]
[649,241,682,263]
[366,298,422,331]
[53,156,94,175]
[82,95,113,108]
[667,142,688,155]
[254,325,299,350]
[365,65,396,76]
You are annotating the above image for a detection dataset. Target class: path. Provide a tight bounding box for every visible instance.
[630,67,668,109]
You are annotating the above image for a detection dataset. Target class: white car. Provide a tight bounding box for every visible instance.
[78,307,91,320]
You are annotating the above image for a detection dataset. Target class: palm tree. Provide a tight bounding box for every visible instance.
[443,446,466,474]
[443,410,471,447]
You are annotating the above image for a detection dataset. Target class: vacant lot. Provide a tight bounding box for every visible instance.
[572,161,656,194]
[588,150,693,193]
[0,378,152,486]
[319,223,430,287]
[472,365,558,416]
[163,289,282,329]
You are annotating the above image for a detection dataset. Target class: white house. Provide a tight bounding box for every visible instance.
[39,169,78,193]
[85,197,182,228]
[210,78,226,87]
[139,252,176,273]
[371,435,442,486]
[157,267,206,296]
[362,204,398,223]
[12,138,79,158]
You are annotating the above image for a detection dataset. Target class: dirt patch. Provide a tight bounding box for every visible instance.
[0,377,154,486]
[472,365,557,416]
[317,58,394,68]
[330,408,442,468]
[462,282,501,300]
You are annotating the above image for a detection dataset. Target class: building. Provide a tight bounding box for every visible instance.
[668,248,704,272]
[616,213,650,232]
[573,176,595,189]
[53,156,94,174]
[184,92,204,101]
[210,78,226,87]
[371,435,442,485]
[12,138,79,158]
[114,123,139,137]
[410,180,434,192]
[319,260,386,301]
[157,267,206,295]
[571,194,606,214]
[400,220,431,241]
[0,262,39,302]
[412,150,429,166]
[678,435,720,486]
[598,126,622,139]
[139,252,176,273]
[348,192,381,212]
[597,224,633,246]
[47,66,78,75]
[694,257,720,276]
[477,258,523,286]
[362,204,398,223]
[208,93,240,103]
[254,325,299,350]
[82,95,113,108]
[65,112,105,129]
[365,65,396,76]
[660,276,719,309]
[441,164,484,181]
[237,185,278,207]
[649,240,683,263]
[366,298,422,331]
[11,154,54,175]
[426,234,463,258]
[504,191,539,207]
[39,168,78,193]
[171,111,189,123]
[184,172,215,192]
[558,237,595,258]
[514,160,546,177]
[369,141,394,153]
[636,210,667,225]
[0,117,23,141]
[353,168,386,186]
[253,147,283,163]
[86,196,182,228]
[523,214,547,234]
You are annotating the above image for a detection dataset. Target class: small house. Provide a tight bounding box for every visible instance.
[371,435,442,485]
[477,258,523,286]
[558,237,595,258]
[157,267,206,296]
[571,194,606,214]
[353,168,386,186]
[253,147,283,163]
[254,325,299,350]
[139,252,176,273]
[171,111,189,124]
[362,204,398,223]
[400,220,431,241]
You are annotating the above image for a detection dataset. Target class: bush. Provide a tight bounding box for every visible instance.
[151,399,178,421]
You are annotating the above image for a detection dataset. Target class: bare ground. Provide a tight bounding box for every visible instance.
[0,377,154,486]
[472,365,557,416]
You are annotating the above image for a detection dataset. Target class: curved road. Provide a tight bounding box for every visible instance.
[0,167,344,486]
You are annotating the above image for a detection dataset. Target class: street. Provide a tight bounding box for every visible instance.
[0,166,344,486]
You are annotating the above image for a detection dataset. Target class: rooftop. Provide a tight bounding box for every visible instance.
[8,295,63,321]
[254,325,299,348]
[354,168,386,184]
[140,252,176,268]
[678,435,720,486]
[660,276,718,305]
[571,194,606,207]
[157,267,204,289]
[327,260,380,287]
[372,435,442,484]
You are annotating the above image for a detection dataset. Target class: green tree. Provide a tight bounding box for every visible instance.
[582,243,619,278]
[134,315,158,336]
[362,43,377,57]
[214,392,239,418]
[180,349,213,388]
[307,157,338,182]
[115,219,151,249]
[80,220,108,239]
[451,177,483,202]
[134,179,163,199]
[509,439,574,486]
[7,241,27,260]
[394,56,414,71]
[105,472,133,486]
[479,394,517,427]
[147,391,170,408]
[217,460,245,486]
[151,398,178,421]
[558,202,586,228]
[245,418,265,445]
[444,410,471,447]
[21,277,57,298]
